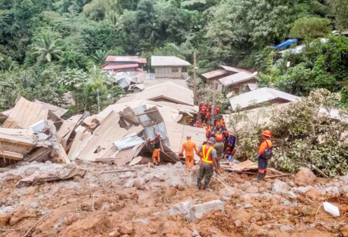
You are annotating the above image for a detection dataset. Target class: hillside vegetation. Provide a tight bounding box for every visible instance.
[1,0,348,112]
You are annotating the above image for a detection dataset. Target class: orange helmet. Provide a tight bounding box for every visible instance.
[216,134,223,141]
[262,130,271,137]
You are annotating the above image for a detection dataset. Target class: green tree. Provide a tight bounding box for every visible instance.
[289,17,331,39]
[33,35,63,64]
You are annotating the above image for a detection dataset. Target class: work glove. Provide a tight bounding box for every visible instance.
[254,155,259,160]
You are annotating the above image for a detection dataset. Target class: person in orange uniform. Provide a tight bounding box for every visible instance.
[197,137,220,190]
[179,135,198,169]
[194,121,200,127]
[150,133,161,166]
[254,130,273,181]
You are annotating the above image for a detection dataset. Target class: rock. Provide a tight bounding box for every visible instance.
[173,162,183,168]
[9,206,37,226]
[280,225,293,232]
[192,229,201,237]
[272,180,290,194]
[306,188,321,200]
[325,186,340,195]
[117,188,138,200]
[145,174,154,182]
[123,179,134,188]
[0,213,10,226]
[168,177,185,187]
[245,186,259,193]
[340,185,348,194]
[119,223,134,235]
[244,204,253,209]
[169,200,193,219]
[293,168,316,186]
[234,220,243,228]
[165,187,177,196]
[294,186,312,194]
[341,224,348,237]
[286,191,298,199]
[133,178,145,189]
[219,187,240,198]
[177,185,185,191]
[189,200,224,222]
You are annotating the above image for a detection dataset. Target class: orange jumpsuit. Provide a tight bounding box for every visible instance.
[180,140,198,169]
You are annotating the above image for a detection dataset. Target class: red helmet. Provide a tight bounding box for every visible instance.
[262,130,271,137]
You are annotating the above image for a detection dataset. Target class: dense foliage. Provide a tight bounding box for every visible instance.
[229,89,348,178]
[0,0,348,113]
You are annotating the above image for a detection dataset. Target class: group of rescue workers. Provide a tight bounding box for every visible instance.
[149,101,273,190]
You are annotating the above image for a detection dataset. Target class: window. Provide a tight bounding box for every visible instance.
[182,67,188,72]
[171,67,179,73]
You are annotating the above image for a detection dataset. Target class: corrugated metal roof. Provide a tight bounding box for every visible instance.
[220,65,251,74]
[113,135,144,150]
[151,56,191,67]
[229,87,299,110]
[133,81,194,106]
[103,64,139,70]
[106,56,147,64]
[219,72,257,86]
[201,69,229,79]
[2,97,49,129]
[247,83,257,91]
[34,100,67,118]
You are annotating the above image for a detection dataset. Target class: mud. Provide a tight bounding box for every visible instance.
[0,161,347,237]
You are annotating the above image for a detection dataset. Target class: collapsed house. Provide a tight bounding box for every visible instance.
[58,98,205,166]
[0,97,68,166]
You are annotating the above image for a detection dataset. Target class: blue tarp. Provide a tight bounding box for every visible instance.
[273,39,298,50]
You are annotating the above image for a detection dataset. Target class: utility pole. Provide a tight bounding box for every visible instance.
[97,88,100,113]
[211,81,216,125]
[193,52,197,105]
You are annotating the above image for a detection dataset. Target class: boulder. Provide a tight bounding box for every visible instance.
[189,200,224,222]
[0,213,10,226]
[123,179,134,188]
[244,204,253,209]
[169,200,193,219]
[293,186,312,194]
[280,225,293,232]
[272,180,290,194]
[293,168,316,186]
[133,178,145,189]
[245,186,259,193]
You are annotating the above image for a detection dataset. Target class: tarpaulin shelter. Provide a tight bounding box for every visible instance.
[273,39,298,50]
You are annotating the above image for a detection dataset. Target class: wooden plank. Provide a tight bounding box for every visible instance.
[230,160,256,170]
[58,144,71,164]
[0,150,24,160]
[27,147,53,162]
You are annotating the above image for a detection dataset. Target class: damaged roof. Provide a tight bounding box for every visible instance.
[2,97,51,129]
[133,81,194,106]
[220,72,257,87]
[201,69,230,80]
[106,56,147,64]
[151,56,191,67]
[34,100,67,118]
[229,88,299,110]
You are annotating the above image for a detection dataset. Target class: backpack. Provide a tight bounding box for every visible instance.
[261,140,273,160]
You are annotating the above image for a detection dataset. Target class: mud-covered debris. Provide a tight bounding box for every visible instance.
[189,200,224,222]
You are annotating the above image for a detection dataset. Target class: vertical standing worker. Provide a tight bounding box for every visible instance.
[254,130,273,181]
[150,133,161,166]
[179,135,198,169]
[214,133,225,171]
[197,137,220,190]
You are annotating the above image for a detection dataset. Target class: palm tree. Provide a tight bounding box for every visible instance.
[92,50,108,65]
[33,36,63,64]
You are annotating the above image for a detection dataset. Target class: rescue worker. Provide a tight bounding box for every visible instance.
[179,135,198,169]
[204,110,210,123]
[150,133,161,166]
[197,137,220,190]
[254,130,273,181]
[214,105,219,116]
[213,133,225,171]
[221,117,226,128]
[202,122,207,129]
[194,121,200,128]
[200,108,206,122]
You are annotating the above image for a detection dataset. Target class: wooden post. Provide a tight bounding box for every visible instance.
[193,52,197,105]
[211,81,216,125]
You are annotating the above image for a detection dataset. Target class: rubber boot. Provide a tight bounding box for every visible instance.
[253,173,265,182]
[197,178,202,189]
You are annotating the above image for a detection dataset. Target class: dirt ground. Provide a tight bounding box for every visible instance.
[0,161,347,237]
